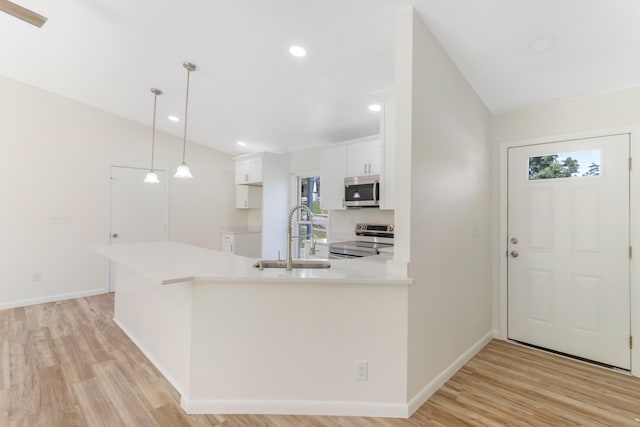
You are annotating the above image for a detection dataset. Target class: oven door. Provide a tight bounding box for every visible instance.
[329,252,363,259]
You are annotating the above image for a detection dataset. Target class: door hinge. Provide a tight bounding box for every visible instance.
[630,157,633,171]
[630,246,633,259]
[630,336,633,350]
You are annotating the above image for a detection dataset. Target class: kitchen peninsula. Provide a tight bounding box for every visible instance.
[95,242,412,418]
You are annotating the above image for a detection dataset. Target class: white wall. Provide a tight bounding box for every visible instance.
[289,146,322,177]
[0,75,245,308]
[261,152,290,259]
[395,8,493,404]
[492,87,640,143]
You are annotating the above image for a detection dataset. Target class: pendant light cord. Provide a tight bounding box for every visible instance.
[151,91,158,170]
[181,65,193,163]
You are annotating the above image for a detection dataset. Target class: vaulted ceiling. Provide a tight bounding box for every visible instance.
[2,0,639,154]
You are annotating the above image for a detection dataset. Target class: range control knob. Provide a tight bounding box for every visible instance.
[389,225,394,232]
[361,225,367,231]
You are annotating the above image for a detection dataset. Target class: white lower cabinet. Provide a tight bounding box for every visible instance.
[221,232,261,258]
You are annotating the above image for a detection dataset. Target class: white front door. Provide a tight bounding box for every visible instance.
[507,134,630,369]
[109,166,168,291]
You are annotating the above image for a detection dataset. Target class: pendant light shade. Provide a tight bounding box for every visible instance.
[174,163,193,179]
[144,171,160,183]
[174,62,196,179]
[144,88,162,184]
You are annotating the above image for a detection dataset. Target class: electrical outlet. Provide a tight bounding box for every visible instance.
[355,361,368,381]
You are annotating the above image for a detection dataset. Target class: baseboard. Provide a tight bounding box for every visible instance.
[181,396,409,418]
[0,287,108,310]
[113,317,184,395]
[406,330,494,416]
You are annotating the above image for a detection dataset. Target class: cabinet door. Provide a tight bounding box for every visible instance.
[221,241,233,253]
[347,140,380,176]
[247,157,262,183]
[221,233,234,253]
[235,160,250,184]
[236,185,262,209]
[367,140,381,175]
[236,186,249,209]
[320,146,347,210]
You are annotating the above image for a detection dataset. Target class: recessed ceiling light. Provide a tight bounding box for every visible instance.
[289,45,307,57]
[368,104,381,112]
[237,141,247,147]
[168,115,180,122]
[528,37,557,53]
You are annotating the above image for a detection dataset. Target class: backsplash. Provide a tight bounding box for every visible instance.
[329,209,394,242]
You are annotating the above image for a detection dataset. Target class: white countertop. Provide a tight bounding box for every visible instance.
[94,241,412,286]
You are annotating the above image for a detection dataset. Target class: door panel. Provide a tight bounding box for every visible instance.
[507,134,630,369]
[109,166,168,291]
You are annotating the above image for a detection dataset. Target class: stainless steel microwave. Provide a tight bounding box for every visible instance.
[344,175,380,207]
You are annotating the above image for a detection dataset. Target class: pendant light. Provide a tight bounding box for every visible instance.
[174,62,196,179]
[144,88,162,184]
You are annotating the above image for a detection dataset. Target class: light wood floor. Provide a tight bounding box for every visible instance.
[2,294,640,426]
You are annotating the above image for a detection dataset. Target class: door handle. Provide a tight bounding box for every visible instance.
[112,233,119,238]
[510,250,518,258]
[510,237,519,244]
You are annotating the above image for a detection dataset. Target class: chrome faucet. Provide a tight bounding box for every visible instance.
[287,204,314,271]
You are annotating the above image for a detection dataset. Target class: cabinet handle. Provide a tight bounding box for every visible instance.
[364,164,367,175]
[230,244,233,252]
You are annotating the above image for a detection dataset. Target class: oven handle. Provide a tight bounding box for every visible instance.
[373,181,378,203]
[329,252,362,259]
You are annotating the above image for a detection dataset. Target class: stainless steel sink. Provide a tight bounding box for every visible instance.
[253,259,331,270]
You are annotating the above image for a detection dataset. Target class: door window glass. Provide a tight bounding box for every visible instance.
[528,150,601,180]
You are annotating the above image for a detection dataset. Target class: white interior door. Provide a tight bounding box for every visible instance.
[507,134,630,370]
[109,166,168,291]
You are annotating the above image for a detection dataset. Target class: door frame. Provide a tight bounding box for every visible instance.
[106,164,170,292]
[497,126,640,376]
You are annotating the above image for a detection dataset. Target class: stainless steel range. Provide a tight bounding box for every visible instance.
[329,223,394,259]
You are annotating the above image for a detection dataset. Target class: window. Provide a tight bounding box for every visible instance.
[295,176,328,257]
[528,150,601,180]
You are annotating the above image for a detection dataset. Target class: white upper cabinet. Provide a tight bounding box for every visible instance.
[347,139,380,177]
[235,185,262,209]
[320,146,348,210]
[235,153,263,185]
